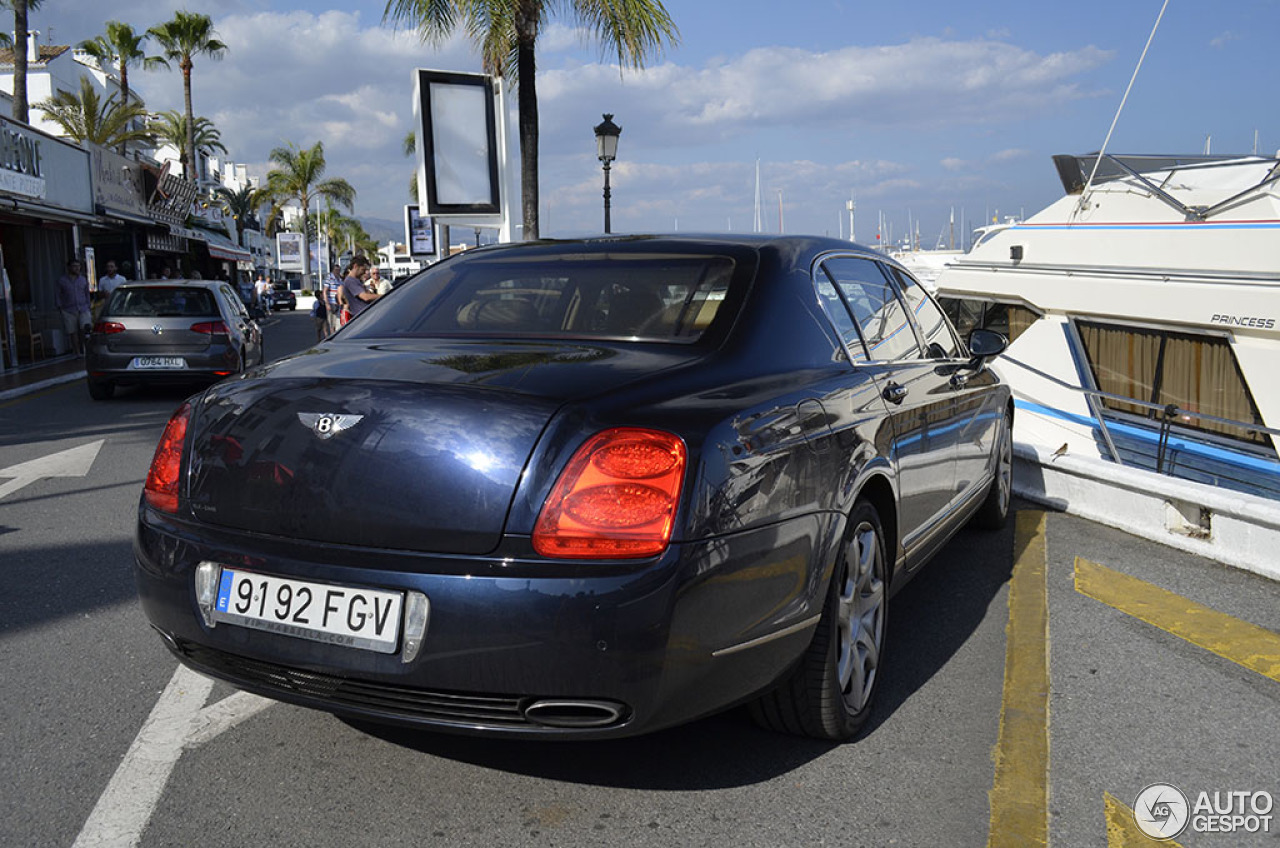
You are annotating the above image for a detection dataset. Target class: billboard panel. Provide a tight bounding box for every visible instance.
[412,70,500,216]
[404,205,436,256]
[277,232,305,272]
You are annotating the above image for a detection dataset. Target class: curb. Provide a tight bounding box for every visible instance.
[0,371,85,402]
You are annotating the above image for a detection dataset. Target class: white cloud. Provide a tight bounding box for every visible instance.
[34,5,1111,236]
[536,37,1111,153]
[1210,31,1238,48]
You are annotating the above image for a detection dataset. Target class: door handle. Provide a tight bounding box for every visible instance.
[882,382,908,405]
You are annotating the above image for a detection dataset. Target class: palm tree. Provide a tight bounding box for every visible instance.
[262,141,356,277]
[151,110,227,173]
[214,184,264,245]
[35,75,155,149]
[147,11,227,182]
[383,0,677,241]
[2,0,44,123]
[77,21,167,151]
[403,129,418,202]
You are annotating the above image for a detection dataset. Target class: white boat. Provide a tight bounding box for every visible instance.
[892,219,1018,289]
[934,152,1280,577]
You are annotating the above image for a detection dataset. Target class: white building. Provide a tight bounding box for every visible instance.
[378,241,428,280]
[0,32,137,138]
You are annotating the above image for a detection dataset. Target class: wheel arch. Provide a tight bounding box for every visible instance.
[854,471,900,586]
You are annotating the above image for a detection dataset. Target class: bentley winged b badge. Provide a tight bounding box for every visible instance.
[297,412,364,440]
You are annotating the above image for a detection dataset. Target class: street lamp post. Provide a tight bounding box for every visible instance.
[593,114,621,234]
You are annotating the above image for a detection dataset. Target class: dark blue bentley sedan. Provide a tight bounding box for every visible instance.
[135,235,1011,740]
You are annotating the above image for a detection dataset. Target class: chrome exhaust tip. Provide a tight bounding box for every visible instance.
[522,699,627,729]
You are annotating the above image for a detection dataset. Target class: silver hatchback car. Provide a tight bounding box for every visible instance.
[86,280,264,400]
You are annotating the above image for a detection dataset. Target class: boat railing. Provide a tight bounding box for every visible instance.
[1000,354,1280,474]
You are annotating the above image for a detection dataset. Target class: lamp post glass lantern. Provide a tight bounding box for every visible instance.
[594,114,621,234]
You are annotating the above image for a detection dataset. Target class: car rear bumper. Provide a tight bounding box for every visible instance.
[134,505,837,738]
[87,343,239,383]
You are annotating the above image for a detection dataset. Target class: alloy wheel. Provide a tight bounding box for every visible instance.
[837,520,886,712]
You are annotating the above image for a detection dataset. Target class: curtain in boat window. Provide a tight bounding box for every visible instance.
[1158,333,1264,445]
[1077,321,1268,448]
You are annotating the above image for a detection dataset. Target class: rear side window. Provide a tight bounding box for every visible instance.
[813,277,867,362]
[820,256,922,361]
[107,287,216,317]
[347,251,742,343]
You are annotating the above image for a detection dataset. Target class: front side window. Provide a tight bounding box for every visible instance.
[820,256,922,361]
[888,267,959,358]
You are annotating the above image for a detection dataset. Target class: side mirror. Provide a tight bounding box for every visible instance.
[964,328,1008,370]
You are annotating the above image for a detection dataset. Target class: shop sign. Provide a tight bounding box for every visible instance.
[0,121,46,199]
[148,167,200,226]
[90,144,146,217]
[146,231,187,253]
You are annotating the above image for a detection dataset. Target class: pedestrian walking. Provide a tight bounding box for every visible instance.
[341,255,380,323]
[55,259,92,356]
[255,275,272,315]
[98,260,128,297]
[311,289,329,340]
[94,260,128,319]
[325,267,344,334]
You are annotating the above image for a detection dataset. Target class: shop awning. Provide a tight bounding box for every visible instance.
[192,228,253,262]
[207,240,253,262]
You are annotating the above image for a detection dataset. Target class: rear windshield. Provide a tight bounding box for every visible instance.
[344,250,742,343]
[107,287,217,317]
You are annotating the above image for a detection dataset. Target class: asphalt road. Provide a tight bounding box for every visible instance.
[1,309,1277,847]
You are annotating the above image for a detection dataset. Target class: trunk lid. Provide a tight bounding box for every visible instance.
[184,340,699,554]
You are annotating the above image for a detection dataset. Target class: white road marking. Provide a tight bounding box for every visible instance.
[73,665,275,847]
[186,690,274,749]
[0,439,104,500]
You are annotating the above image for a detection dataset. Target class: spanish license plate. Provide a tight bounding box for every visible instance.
[129,356,186,369]
[212,568,404,654]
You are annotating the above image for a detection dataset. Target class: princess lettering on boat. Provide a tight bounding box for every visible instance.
[1210,314,1276,329]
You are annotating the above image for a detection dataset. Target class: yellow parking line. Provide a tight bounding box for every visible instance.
[1104,792,1184,847]
[1074,557,1280,684]
[987,510,1050,848]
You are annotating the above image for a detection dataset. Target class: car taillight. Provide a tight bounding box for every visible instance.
[93,321,126,334]
[190,321,229,334]
[533,428,686,559]
[144,403,192,513]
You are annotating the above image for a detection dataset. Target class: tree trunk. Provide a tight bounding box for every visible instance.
[13,0,30,124]
[182,58,196,183]
[119,61,130,155]
[515,27,539,241]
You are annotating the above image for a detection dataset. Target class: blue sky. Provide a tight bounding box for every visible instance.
[26,0,1280,245]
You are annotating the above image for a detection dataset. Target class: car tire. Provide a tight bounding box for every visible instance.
[971,409,1013,530]
[749,500,888,740]
[87,378,114,401]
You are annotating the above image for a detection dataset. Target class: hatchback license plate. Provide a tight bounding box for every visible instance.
[213,568,404,654]
[129,356,186,369]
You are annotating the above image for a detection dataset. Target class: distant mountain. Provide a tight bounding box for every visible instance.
[360,216,403,246]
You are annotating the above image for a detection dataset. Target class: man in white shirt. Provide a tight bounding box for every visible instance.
[368,266,392,296]
[98,260,128,296]
[255,275,272,315]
